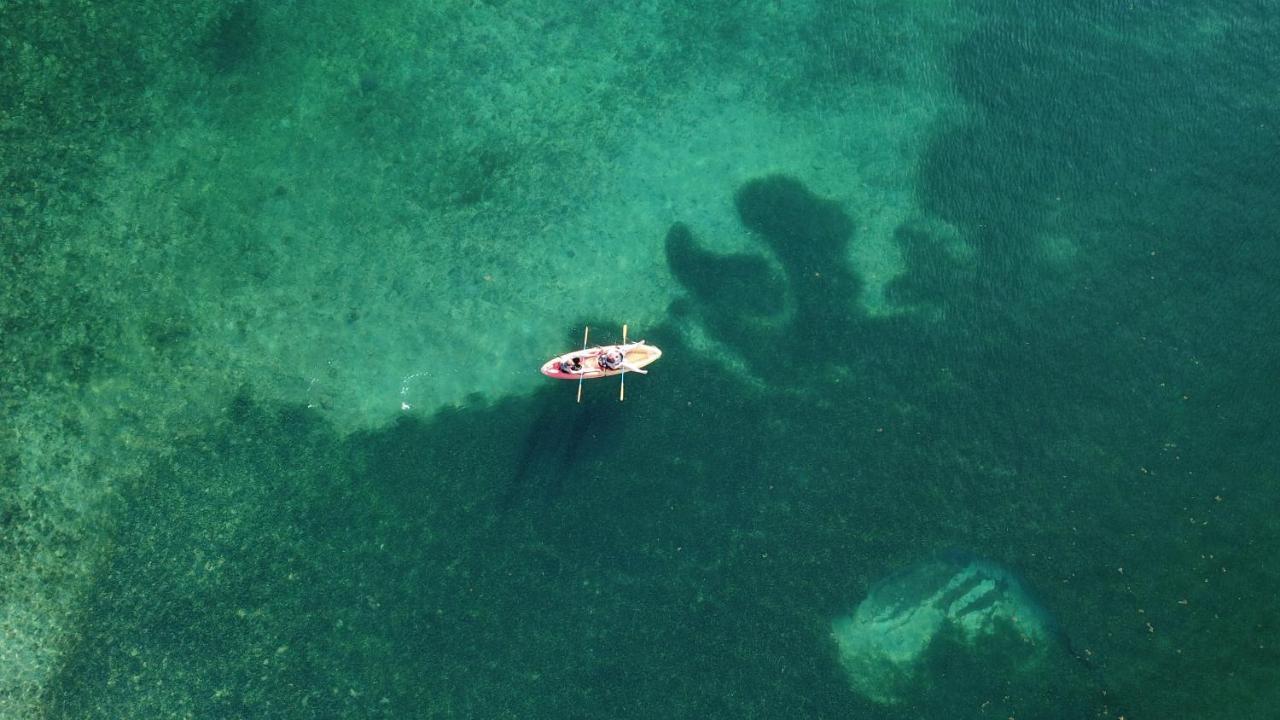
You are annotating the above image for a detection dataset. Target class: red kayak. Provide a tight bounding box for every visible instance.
[541,325,661,401]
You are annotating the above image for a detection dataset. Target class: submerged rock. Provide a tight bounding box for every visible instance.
[832,553,1056,706]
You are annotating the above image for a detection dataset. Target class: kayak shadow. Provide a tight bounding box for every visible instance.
[499,390,610,510]
[500,320,642,511]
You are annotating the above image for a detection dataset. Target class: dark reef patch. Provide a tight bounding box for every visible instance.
[666,175,869,374]
[204,2,263,74]
[664,222,785,319]
[733,176,853,271]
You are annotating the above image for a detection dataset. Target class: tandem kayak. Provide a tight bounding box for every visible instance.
[540,341,662,380]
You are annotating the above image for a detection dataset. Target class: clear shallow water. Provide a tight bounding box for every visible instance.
[3,2,1278,718]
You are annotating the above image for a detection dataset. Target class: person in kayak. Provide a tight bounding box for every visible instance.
[559,356,583,374]
[597,346,648,374]
[597,348,623,371]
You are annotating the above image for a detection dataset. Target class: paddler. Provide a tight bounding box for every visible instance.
[597,346,648,374]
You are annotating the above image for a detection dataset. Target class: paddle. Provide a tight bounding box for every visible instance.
[576,326,589,403]
[619,324,627,402]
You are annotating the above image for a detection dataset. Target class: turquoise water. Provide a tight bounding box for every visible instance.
[3,1,1278,717]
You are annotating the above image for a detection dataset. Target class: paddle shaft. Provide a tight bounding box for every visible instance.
[576,326,588,403]
[619,324,627,401]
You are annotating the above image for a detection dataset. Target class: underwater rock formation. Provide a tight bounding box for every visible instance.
[831,554,1056,706]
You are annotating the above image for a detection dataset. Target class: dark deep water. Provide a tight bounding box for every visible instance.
[4,2,1278,718]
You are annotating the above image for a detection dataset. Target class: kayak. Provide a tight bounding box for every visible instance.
[540,342,663,380]
[544,325,660,402]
